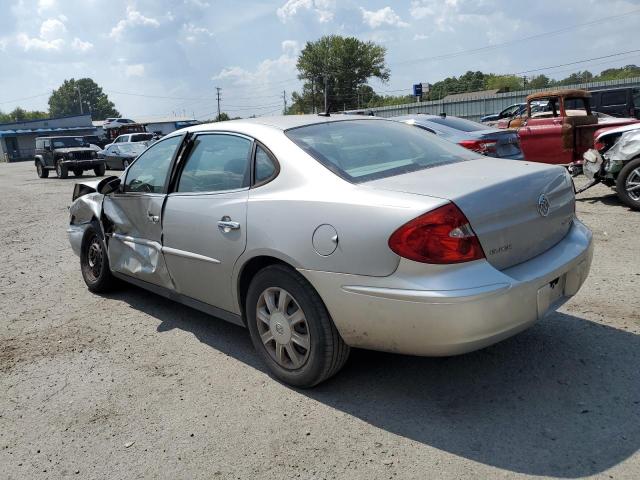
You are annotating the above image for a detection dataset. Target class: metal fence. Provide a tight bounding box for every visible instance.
[350,77,640,121]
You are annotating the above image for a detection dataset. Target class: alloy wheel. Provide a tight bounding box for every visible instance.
[625,167,640,201]
[256,287,310,370]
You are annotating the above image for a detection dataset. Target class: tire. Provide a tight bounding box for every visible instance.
[122,159,130,169]
[36,162,49,178]
[55,160,68,179]
[73,169,83,177]
[80,223,116,293]
[94,164,106,177]
[616,157,640,210]
[245,264,350,387]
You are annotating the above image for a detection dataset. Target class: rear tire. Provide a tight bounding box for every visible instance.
[36,162,49,178]
[122,159,130,169]
[616,157,640,210]
[80,223,116,293]
[94,164,106,177]
[246,265,350,387]
[56,160,68,179]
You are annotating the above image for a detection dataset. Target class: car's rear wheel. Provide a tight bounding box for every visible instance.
[55,160,68,179]
[73,168,83,177]
[94,164,106,176]
[246,265,349,387]
[36,162,49,178]
[122,159,130,169]
[616,157,640,210]
[80,224,116,293]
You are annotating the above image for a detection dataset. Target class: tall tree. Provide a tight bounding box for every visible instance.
[48,78,120,120]
[290,35,390,113]
[0,108,49,123]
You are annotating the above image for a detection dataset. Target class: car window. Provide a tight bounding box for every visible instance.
[254,146,276,184]
[500,105,519,117]
[286,120,475,183]
[132,134,152,142]
[124,135,182,193]
[177,134,252,193]
[601,90,627,106]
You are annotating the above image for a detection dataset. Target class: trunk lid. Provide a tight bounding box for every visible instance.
[366,158,575,270]
[475,129,522,158]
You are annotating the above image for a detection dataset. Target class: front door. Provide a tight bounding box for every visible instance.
[103,134,183,289]
[518,97,573,165]
[162,133,253,313]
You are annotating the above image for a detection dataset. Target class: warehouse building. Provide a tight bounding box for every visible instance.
[0,114,96,162]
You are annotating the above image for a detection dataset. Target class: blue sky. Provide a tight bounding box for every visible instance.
[1,0,640,119]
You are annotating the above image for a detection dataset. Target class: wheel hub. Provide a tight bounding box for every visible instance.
[269,312,292,344]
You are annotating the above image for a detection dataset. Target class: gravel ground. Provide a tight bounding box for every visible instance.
[1,161,639,480]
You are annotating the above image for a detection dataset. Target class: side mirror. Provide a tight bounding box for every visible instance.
[99,177,121,195]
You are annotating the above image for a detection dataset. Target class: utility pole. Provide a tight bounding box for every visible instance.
[216,87,221,120]
[522,75,527,89]
[76,86,83,115]
[282,90,287,115]
[323,74,328,113]
[311,78,315,114]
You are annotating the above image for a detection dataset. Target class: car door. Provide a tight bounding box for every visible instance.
[518,98,573,165]
[161,132,253,313]
[103,134,184,289]
[43,139,53,167]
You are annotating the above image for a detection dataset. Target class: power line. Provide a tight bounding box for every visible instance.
[511,49,640,76]
[0,92,50,105]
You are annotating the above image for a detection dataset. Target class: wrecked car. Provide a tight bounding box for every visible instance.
[517,89,639,165]
[67,115,592,387]
[579,124,640,210]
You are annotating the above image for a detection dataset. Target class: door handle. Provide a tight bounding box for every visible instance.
[218,216,240,232]
[147,212,160,223]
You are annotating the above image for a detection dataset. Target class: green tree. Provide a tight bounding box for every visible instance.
[527,74,551,89]
[48,78,119,120]
[485,74,522,91]
[215,112,230,122]
[0,108,49,123]
[290,35,390,113]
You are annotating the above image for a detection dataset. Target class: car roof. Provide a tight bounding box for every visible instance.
[184,114,382,134]
[36,135,85,139]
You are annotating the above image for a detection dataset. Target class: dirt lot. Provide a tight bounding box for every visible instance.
[0,161,639,480]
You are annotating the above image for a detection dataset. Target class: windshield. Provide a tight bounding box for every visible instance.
[286,119,476,183]
[51,137,86,148]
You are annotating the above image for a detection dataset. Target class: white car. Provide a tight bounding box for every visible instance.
[103,118,136,130]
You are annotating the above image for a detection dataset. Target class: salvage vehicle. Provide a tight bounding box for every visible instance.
[35,136,105,179]
[587,87,640,119]
[517,89,639,165]
[393,113,523,159]
[67,115,593,387]
[101,142,147,170]
[579,124,640,209]
[480,103,527,124]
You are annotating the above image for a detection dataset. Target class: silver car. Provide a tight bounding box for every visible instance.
[67,115,593,387]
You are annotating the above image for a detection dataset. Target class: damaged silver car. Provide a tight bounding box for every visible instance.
[67,115,593,387]
[581,124,640,210]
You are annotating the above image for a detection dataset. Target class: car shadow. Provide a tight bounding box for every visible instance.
[109,285,640,478]
[576,191,623,207]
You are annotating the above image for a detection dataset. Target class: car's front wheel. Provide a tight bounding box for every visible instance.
[616,157,640,210]
[122,159,130,169]
[36,162,49,178]
[94,164,106,177]
[80,224,116,293]
[55,160,68,179]
[246,265,350,387]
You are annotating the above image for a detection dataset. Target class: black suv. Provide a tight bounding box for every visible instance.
[34,136,105,179]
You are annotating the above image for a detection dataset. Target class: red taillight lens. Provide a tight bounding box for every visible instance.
[388,203,485,264]
[458,139,498,155]
[594,140,605,151]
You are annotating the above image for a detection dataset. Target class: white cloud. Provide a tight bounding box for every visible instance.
[360,6,409,28]
[39,18,66,40]
[413,33,429,40]
[37,0,56,14]
[277,0,335,23]
[125,64,145,77]
[16,33,64,51]
[182,23,213,43]
[71,37,93,52]
[281,39,299,55]
[110,6,161,40]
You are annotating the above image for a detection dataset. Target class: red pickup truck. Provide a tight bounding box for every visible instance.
[517,89,638,165]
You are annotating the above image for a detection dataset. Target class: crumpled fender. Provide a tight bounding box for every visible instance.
[605,129,640,161]
[69,192,104,226]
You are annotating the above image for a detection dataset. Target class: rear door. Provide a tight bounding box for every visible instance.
[161,132,253,313]
[103,134,184,289]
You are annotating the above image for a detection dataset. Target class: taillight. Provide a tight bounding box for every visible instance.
[388,203,485,264]
[458,139,498,155]
[594,141,605,151]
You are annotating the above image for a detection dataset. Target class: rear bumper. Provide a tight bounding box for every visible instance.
[299,219,593,356]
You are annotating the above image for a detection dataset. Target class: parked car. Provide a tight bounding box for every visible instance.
[67,115,593,387]
[34,136,105,179]
[103,123,149,143]
[481,103,527,123]
[103,118,136,130]
[582,87,640,119]
[101,142,147,170]
[579,124,640,209]
[393,114,523,159]
[517,89,639,165]
[110,132,155,145]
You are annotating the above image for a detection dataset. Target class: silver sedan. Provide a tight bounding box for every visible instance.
[67,115,593,387]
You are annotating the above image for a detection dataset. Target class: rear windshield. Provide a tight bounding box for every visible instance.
[425,116,487,132]
[286,119,475,183]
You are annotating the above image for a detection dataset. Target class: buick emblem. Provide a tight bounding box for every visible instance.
[537,194,550,217]
[275,322,284,335]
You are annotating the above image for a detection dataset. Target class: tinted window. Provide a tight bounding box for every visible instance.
[132,134,153,142]
[601,90,627,106]
[633,88,640,107]
[52,137,86,148]
[425,116,486,132]
[177,134,251,193]
[124,135,182,193]
[286,120,475,183]
[255,146,276,184]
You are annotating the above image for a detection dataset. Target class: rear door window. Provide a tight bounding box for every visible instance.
[601,90,628,106]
